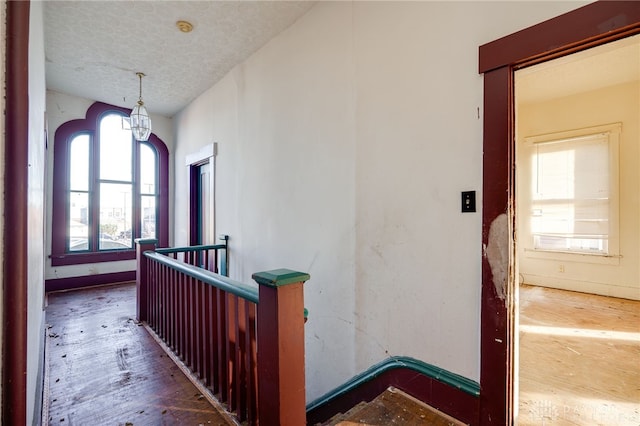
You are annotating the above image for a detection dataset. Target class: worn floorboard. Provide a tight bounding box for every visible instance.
[518,284,640,425]
[331,387,464,426]
[44,282,234,426]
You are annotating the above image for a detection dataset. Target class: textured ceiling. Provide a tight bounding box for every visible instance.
[44,1,315,117]
[517,34,640,104]
[45,3,638,116]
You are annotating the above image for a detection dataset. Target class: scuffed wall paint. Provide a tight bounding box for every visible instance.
[485,213,509,301]
[172,0,589,401]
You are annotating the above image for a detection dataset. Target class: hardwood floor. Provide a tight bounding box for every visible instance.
[331,387,465,426]
[518,285,640,425]
[44,281,639,425]
[44,282,234,426]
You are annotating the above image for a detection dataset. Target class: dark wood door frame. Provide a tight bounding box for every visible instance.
[187,143,217,248]
[4,1,31,425]
[478,2,640,424]
[188,162,205,246]
[188,159,213,247]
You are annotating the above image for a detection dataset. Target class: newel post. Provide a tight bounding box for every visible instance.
[253,269,310,426]
[135,238,158,322]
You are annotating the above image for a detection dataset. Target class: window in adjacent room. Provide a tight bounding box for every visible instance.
[524,123,620,256]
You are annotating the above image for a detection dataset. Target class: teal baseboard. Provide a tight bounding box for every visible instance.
[306,356,480,425]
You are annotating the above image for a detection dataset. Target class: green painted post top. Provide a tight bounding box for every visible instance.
[252,269,310,287]
[134,238,158,245]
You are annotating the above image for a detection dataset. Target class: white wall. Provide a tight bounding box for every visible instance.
[27,2,46,424]
[517,82,640,300]
[45,91,175,281]
[173,1,590,401]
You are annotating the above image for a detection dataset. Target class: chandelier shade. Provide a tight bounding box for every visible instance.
[130,102,151,141]
[130,72,152,141]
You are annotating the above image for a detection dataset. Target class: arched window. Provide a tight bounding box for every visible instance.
[51,102,169,266]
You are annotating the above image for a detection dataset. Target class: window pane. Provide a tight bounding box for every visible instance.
[68,192,89,251]
[140,143,156,194]
[530,133,610,254]
[100,182,133,249]
[70,134,89,191]
[100,114,132,181]
[141,195,156,239]
[532,136,609,200]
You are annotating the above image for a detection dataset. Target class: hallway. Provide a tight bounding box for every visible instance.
[44,282,233,425]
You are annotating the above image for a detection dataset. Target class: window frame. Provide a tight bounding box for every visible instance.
[51,102,169,266]
[520,123,621,263]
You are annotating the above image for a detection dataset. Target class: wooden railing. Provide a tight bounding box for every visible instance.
[156,234,229,275]
[135,238,309,425]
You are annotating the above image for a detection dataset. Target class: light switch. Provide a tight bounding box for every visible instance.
[462,191,476,213]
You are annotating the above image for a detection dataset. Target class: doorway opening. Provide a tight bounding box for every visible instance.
[514,35,640,425]
[478,3,640,424]
[188,144,216,269]
[190,160,213,247]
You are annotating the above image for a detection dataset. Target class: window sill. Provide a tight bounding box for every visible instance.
[50,250,136,266]
[522,248,621,266]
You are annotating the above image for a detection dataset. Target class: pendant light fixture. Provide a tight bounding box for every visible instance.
[130,72,152,141]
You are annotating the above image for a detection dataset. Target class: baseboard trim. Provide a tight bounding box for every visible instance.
[522,276,640,301]
[45,271,136,292]
[41,325,52,426]
[306,356,480,425]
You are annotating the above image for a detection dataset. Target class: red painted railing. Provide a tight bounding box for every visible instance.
[135,239,309,425]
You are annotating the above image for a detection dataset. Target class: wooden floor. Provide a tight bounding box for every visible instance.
[334,387,464,426]
[518,285,640,425]
[44,282,234,426]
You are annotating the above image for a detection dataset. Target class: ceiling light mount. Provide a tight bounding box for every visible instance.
[130,72,152,142]
[176,20,194,33]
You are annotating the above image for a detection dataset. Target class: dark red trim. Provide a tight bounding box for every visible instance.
[3,1,30,424]
[388,369,478,425]
[51,102,169,266]
[45,271,136,293]
[189,165,199,245]
[480,66,513,426]
[50,250,136,266]
[479,2,640,424]
[306,367,479,425]
[479,1,640,73]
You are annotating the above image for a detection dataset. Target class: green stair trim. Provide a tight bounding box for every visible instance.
[306,356,480,413]
[252,269,310,287]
